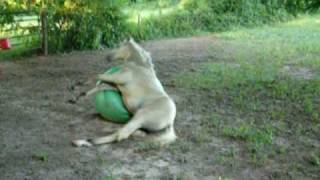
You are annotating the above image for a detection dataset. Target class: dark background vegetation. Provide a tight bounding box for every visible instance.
[0,0,319,53]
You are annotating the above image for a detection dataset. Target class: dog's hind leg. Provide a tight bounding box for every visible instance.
[88,133,118,145]
[90,110,147,145]
[150,125,177,146]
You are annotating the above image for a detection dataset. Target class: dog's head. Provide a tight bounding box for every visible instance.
[106,38,153,68]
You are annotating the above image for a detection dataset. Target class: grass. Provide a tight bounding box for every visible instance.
[32,151,49,162]
[134,141,162,152]
[0,43,40,60]
[222,121,273,165]
[217,14,320,70]
[216,146,237,167]
[174,14,320,167]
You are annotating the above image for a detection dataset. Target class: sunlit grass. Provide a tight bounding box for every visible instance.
[215,14,320,69]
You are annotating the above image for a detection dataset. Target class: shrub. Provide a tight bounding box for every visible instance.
[130,0,294,41]
[46,1,128,52]
[130,10,197,40]
[0,4,14,26]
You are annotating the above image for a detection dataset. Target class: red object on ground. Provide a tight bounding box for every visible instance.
[0,38,11,50]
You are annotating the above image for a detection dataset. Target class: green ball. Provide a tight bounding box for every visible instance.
[94,66,132,123]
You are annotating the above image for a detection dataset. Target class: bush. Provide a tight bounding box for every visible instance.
[47,1,128,52]
[0,4,14,26]
[181,0,291,24]
[130,10,197,40]
[130,0,294,41]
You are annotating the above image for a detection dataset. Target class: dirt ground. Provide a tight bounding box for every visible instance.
[0,36,317,180]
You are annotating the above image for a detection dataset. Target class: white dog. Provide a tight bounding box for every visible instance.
[73,38,177,147]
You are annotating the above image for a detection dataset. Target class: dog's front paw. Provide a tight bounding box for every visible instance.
[97,74,106,81]
[86,87,98,97]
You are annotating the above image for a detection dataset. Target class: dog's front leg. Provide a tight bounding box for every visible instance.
[86,87,100,96]
[97,69,131,85]
[86,83,118,96]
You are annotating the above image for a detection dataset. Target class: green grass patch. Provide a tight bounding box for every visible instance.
[32,151,49,162]
[0,44,39,60]
[216,14,320,69]
[222,121,273,165]
[309,152,320,167]
[216,146,237,167]
[175,15,320,122]
[174,15,320,166]
[134,141,162,153]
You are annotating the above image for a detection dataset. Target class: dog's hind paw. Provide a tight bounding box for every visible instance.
[115,130,131,142]
[72,139,93,147]
[88,135,117,145]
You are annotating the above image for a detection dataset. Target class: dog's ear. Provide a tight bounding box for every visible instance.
[127,40,147,62]
[126,39,154,68]
[109,38,136,61]
[106,38,153,67]
[106,45,131,61]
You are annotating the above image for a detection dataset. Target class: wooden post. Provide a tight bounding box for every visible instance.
[137,13,141,29]
[137,13,141,37]
[41,9,48,56]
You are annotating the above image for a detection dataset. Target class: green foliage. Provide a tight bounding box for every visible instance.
[0,2,38,28]
[282,0,320,14]
[46,0,128,52]
[129,0,320,41]
[130,10,197,40]
[182,0,291,26]
[0,4,14,25]
[128,0,293,41]
[2,0,319,54]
